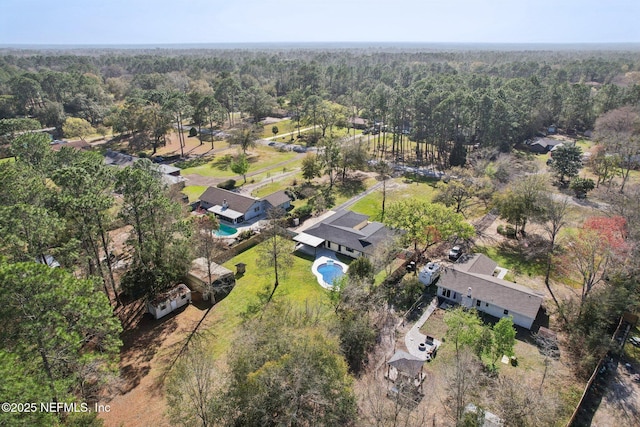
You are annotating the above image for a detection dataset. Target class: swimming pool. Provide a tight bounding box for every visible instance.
[311,256,348,289]
[317,260,345,285]
[215,223,238,237]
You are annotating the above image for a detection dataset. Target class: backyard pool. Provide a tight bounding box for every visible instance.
[215,223,239,237]
[317,260,345,285]
[312,256,348,289]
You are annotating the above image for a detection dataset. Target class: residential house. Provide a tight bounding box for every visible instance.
[348,117,368,130]
[527,138,564,154]
[294,209,397,258]
[103,150,187,189]
[437,254,543,329]
[198,187,292,224]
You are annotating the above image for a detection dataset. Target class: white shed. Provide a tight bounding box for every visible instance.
[147,284,192,320]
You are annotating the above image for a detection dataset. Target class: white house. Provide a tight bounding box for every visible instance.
[437,254,543,329]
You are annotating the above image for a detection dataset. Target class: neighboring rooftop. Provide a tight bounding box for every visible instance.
[199,187,259,214]
[260,190,291,208]
[440,254,543,320]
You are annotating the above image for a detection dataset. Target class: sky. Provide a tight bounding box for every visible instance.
[1,0,640,46]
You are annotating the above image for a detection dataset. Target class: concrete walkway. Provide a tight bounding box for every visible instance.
[404,297,440,360]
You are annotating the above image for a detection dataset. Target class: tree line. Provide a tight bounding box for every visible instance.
[2,48,640,168]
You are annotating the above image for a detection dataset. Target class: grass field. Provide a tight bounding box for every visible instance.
[205,244,331,356]
[348,177,439,218]
[181,147,297,178]
[475,244,546,278]
[181,185,208,203]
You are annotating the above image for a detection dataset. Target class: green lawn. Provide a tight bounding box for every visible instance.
[181,185,208,203]
[474,245,546,278]
[252,172,303,198]
[260,119,296,138]
[348,178,438,219]
[0,157,15,164]
[180,147,297,178]
[206,243,331,356]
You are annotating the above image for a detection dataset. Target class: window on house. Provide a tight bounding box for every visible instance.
[453,292,457,299]
[181,295,186,299]
[345,247,353,252]
[160,305,167,310]
[485,302,489,307]
[503,309,509,315]
[476,300,481,307]
[255,207,260,212]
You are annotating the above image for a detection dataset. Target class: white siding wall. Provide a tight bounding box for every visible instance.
[438,287,535,329]
[244,201,265,221]
[325,241,361,258]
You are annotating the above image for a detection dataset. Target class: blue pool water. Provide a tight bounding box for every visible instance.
[215,224,238,237]
[317,262,345,285]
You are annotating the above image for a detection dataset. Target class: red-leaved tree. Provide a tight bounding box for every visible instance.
[561,216,630,312]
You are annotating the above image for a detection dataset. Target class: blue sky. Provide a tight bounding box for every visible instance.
[1,0,639,45]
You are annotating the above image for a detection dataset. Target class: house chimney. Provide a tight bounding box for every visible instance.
[222,199,228,209]
[467,287,472,298]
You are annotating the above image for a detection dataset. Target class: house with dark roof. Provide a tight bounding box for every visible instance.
[527,138,564,154]
[198,187,291,224]
[437,253,543,329]
[293,210,397,258]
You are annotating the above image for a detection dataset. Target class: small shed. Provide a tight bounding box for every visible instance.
[147,284,191,320]
[185,257,235,301]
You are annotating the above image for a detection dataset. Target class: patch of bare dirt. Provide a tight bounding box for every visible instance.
[591,360,640,427]
[99,293,215,427]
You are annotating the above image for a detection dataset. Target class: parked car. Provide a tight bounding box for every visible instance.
[629,336,640,347]
[448,246,463,261]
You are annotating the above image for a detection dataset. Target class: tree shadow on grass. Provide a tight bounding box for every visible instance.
[336,176,366,198]
[210,154,232,171]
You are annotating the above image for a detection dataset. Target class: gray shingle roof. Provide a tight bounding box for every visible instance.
[454,253,497,275]
[440,254,543,320]
[303,210,396,255]
[261,190,291,208]
[199,187,259,215]
[387,350,424,376]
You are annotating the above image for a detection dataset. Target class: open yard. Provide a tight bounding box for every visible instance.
[180,146,297,178]
[417,307,582,425]
[348,177,440,218]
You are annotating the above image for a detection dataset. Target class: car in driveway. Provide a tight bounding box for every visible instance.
[448,246,463,261]
[630,336,640,347]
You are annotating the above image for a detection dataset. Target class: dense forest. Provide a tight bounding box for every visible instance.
[2,47,640,164]
[2,47,640,426]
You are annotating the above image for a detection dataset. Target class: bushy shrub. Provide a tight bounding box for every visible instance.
[175,157,209,169]
[497,224,517,238]
[237,230,255,241]
[292,204,313,219]
[217,179,236,190]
